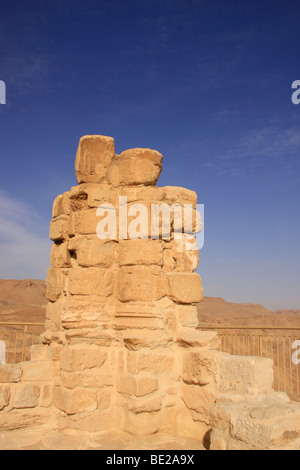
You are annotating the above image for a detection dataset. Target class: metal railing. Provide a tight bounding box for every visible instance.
[198,326,300,402]
[0,322,45,364]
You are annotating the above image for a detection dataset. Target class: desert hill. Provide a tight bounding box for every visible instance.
[197,296,300,328]
[0,279,46,325]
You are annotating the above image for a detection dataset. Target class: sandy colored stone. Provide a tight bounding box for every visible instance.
[53,386,97,415]
[108,148,162,186]
[177,305,199,327]
[46,268,65,302]
[168,272,203,303]
[117,266,167,302]
[183,351,220,386]
[217,354,274,395]
[0,365,22,383]
[51,242,71,268]
[20,361,52,382]
[52,192,71,218]
[68,267,113,296]
[49,215,69,242]
[0,386,10,411]
[60,370,113,389]
[118,239,163,266]
[68,236,116,267]
[60,344,108,372]
[177,330,220,350]
[117,375,158,397]
[75,135,115,184]
[127,352,175,374]
[13,384,40,409]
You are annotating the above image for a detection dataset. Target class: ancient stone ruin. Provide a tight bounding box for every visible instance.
[0,135,299,450]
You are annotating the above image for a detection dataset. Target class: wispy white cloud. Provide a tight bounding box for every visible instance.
[0,191,51,280]
[204,124,300,177]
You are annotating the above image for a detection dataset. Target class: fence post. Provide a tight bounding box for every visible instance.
[22,326,28,362]
[0,340,6,364]
[258,330,263,357]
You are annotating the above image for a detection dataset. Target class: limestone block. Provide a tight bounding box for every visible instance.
[53,386,97,415]
[0,386,10,410]
[118,239,163,266]
[183,351,220,386]
[108,148,163,186]
[30,345,51,362]
[117,375,159,397]
[168,272,203,303]
[68,236,116,268]
[68,267,113,296]
[86,184,117,208]
[126,396,162,414]
[60,344,108,372]
[13,384,40,409]
[217,354,274,395]
[60,370,113,389]
[39,384,53,408]
[117,266,167,302]
[49,215,69,242]
[177,330,220,350]
[0,365,22,383]
[52,192,71,218]
[97,389,112,410]
[127,352,175,374]
[182,383,216,417]
[177,305,199,327]
[20,361,53,382]
[119,186,165,204]
[162,186,197,206]
[75,135,115,184]
[59,409,113,433]
[170,239,199,272]
[69,209,99,236]
[46,268,65,302]
[51,242,71,268]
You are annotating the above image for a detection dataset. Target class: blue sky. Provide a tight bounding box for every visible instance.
[0,0,300,309]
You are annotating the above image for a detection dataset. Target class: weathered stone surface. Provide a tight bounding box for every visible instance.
[53,386,97,415]
[60,345,108,372]
[217,354,274,396]
[0,365,22,383]
[68,236,116,267]
[21,361,52,382]
[118,239,163,267]
[68,267,113,296]
[117,375,159,397]
[52,192,71,218]
[177,331,220,350]
[127,352,175,374]
[168,272,203,303]
[46,268,65,301]
[13,384,40,409]
[51,242,71,268]
[75,135,115,184]
[183,351,220,386]
[117,266,167,302]
[108,148,162,186]
[0,386,10,411]
[49,215,69,242]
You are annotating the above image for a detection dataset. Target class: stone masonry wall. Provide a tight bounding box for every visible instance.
[42,134,219,439]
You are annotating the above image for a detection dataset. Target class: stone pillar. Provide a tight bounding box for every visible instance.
[43,135,219,439]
